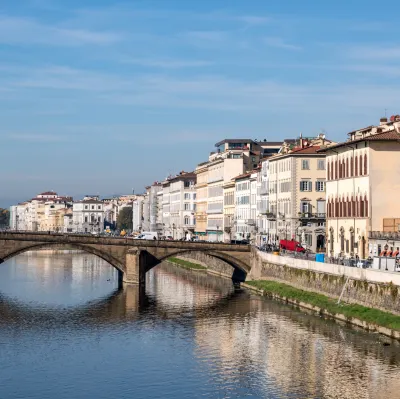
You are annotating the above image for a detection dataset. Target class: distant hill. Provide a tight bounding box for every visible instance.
[0,208,9,227]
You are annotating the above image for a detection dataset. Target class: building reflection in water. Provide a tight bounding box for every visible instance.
[1,251,400,398]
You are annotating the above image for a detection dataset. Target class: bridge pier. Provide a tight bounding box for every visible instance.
[124,249,145,286]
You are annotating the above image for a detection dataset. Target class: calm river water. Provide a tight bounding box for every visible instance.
[1,251,400,399]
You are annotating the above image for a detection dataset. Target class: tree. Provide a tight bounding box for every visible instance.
[0,208,9,227]
[117,207,133,230]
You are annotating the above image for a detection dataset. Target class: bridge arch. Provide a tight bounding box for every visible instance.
[0,242,125,274]
[143,249,250,281]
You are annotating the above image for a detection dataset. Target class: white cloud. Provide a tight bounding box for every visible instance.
[0,15,122,46]
[264,37,302,51]
[121,58,213,68]
[4,133,72,142]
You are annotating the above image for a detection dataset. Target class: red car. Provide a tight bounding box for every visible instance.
[279,239,306,253]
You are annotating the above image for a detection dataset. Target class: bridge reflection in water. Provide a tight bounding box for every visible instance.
[1,251,400,399]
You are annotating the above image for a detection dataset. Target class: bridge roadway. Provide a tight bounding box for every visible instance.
[0,232,252,286]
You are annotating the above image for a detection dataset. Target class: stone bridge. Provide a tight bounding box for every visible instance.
[0,232,251,286]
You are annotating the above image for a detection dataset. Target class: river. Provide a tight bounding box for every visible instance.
[0,251,400,399]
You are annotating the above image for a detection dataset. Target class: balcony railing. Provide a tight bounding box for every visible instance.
[207,209,223,214]
[298,212,326,219]
[246,219,256,225]
[370,231,400,240]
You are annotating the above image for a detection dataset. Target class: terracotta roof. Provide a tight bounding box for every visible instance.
[289,146,321,154]
[318,131,400,152]
[234,172,252,180]
[38,191,57,195]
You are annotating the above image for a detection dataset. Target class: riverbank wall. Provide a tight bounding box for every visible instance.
[249,249,400,315]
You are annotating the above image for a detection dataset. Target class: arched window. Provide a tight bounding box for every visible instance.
[364,195,368,217]
[360,196,365,217]
[364,153,368,175]
[335,159,338,179]
[356,197,359,217]
[340,228,345,252]
[335,197,339,217]
[355,155,358,176]
[351,195,355,217]
[346,158,349,178]
[350,156,354,176]
[343,197,347,217]
[339,160,343,178]
[350,228,355,254]
[347,196,351,217]
[327,162,330,180]
[339,198,343,218]
[359,154,363,176]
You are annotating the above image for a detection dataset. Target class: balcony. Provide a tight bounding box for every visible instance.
[246,219,256,226]
[208,176,224,184]
[298,212,326,220]
[264,212,276,220]
[207,209,223,214]
[370,231,400,240]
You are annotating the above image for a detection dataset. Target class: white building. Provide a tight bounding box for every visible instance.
[132,195,145,233]
[72,199,104,233]
[167,172,196,240]
[234,170,258,242]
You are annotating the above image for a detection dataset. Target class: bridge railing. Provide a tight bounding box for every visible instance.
[0,230,250,247]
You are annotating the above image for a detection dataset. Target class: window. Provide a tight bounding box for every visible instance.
[184,216,190,225]
[85,205,88,210]
[317,160,325,170]
[300,181,312,191]
[84,216,88,222]
[364,153,368,175]
[300,201,310,213]
[302,160,310,170]
[315,181,325,192]
[98,205,101,210]
[91,205,95,210]
[184,203,190,210]
[184,193,190,200]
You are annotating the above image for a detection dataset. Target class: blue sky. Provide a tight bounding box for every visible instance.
[1,0,400,206]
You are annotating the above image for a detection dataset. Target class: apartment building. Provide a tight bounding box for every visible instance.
[72,199,104,233]
[223,179,235,242]
[234,170,258,242]
[195,139,282,242]
[132,194,146,233]
[268,135,333,252]
[324,116,400,259]
[194,162,208,239]
[167,172,196,240]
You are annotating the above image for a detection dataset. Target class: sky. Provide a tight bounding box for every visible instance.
[1,0,400,207]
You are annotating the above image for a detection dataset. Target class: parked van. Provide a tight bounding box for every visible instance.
[279,239,306,253]
[136,232,158,240]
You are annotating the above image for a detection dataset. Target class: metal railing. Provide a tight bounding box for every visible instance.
[370,231,400,240]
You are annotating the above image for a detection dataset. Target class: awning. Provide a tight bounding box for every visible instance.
[393,251,399,257]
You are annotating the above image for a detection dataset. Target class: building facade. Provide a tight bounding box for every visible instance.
[325,116,400,259]
[72,199,104,233]
[268,135,332,252]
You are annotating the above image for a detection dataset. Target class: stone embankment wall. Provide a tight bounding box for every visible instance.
[249,249,400,314]
[176,251,234,279]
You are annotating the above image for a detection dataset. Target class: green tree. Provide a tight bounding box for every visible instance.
[0,208,9,227]
[117,207,133,230]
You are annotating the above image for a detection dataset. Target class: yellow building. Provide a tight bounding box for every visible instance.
[194,162,208,240]
[324,116,400,259]
[268,134,334,252]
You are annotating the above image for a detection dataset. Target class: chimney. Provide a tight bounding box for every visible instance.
[380,117,388,126]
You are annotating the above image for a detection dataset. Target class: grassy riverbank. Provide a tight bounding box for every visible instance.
[246,280,400,331]
[167,257,207,271]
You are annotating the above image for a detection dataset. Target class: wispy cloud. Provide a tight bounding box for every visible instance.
[348,45,400,59]
[121,58,213,68]
[4,133,72,143]
[0,15,122,46]
[264,37,302,51]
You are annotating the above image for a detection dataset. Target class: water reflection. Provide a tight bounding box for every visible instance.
[0,251,400,399]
